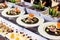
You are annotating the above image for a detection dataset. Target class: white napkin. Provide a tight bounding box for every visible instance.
[51,0,59,7]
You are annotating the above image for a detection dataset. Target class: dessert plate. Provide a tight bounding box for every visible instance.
[16,14,44,28]
[1,7,25,18]
[38,22,60,39]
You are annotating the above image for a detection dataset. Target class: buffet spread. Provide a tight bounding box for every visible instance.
[0,1,60,40]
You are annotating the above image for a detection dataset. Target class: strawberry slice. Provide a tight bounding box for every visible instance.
[57,22,60,29]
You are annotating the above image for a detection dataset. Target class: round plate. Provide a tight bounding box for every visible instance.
[1,8,25,18]
[16,14,44,28]
[38,22,60,39]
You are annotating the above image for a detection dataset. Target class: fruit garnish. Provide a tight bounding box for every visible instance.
[16,7,20,13]
[57,22,60,29]
[29,14,34,17]
[10,33,15,39]
[0,29,2,33]
[3,2,7,7]
[3,2,6,5]
[46,29,49,32]
[42,1,46,6]
[55,6,59,12]
[16,0,21,2]
[38,1,45,10]
[3,4,6,7]
[15,37,19,40]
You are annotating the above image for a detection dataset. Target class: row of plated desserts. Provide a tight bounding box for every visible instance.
[0,1,60,40]
[0,1,43,40]
[0,19,35,40]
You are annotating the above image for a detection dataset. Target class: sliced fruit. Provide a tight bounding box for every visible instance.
[29,14,34,17]
[46,29,49,32]
[3,2,7,7]
[0,29,2,33]
[10,33,15,39]
[42,1,46,6]
[57,23,60,29]
[15,37,19,40]
[16,7,20,13]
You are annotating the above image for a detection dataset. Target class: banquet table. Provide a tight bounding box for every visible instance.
[0,2,49,40]
[0,1,59,40]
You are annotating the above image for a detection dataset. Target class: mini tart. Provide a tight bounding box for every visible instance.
[9,33,32,40]
[3,2,7,7]
[0,22,13,33]
[6,7,21,15]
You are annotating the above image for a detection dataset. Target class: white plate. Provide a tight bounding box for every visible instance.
[1,8,25,18]
[38,22,60,39]
[16,14,44,28]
